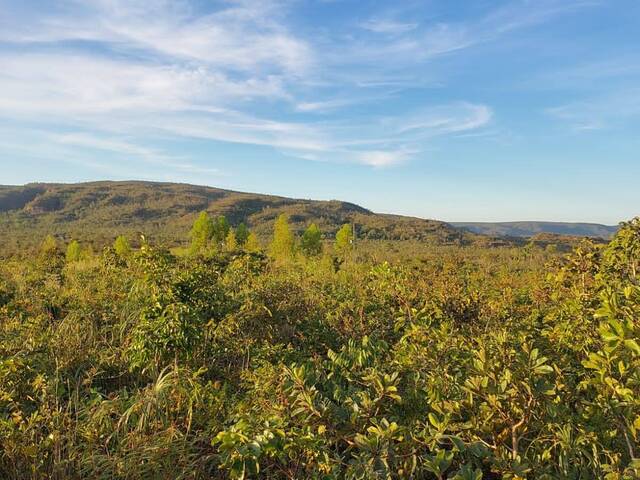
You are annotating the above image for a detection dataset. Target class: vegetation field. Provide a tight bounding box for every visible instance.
[1,211,639,479]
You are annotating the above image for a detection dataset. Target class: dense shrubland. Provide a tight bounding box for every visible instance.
[0,213,639,479]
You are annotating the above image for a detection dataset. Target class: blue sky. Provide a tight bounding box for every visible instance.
[0,0,638,223]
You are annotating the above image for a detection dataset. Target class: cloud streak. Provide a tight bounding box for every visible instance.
[546,88,640,131]
[0,0,598,171]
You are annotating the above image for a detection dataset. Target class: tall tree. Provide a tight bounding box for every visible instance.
[190,211,214,254]
[269,214,295,260]
[300,223,322,257]
[335,224,354,256]
[225,229,237,251]
[236,223,250,247]
[66,240,82,263]
[213,216,230,246]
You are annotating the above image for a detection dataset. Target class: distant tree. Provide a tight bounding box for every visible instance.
[245,232,261,252]
[225,229,237,251]
[66,240,82,263]
[335,224,354,256]
[236,223,250,247]
[190,211,214,254]
[82,244,94,260]
[38,234,63,270]
[40,235,59,257]
[114,235,131,257]
[269,214,295,260]
[213,216,230,246]
[300,223,322,257]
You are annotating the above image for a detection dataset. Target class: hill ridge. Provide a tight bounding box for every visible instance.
[452,221,619,239]
[0,181,477,251]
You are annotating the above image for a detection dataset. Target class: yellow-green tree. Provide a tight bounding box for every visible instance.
[301,223,322,257]
[190,211,214,254]
[335,224,354,256]
[40,234,59,257]
[225,229,237,251]
[114,235,131,257]
[245,232,261,252]
[212,216,230,246]
[269,214,295,260]
[65,240,82,263]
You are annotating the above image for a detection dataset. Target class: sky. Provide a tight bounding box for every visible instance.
[0,0,638,224]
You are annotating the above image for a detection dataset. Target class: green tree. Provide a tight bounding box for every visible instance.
[236,223,250,247]
[335,224,354,256]
[300,223,322,257]
[190,211,214,254]
[213,216,230,246]
[269,214,295,260]
[65,240,82,263]
[114,235,131,257]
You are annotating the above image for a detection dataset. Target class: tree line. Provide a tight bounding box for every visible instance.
[53,211,356,262]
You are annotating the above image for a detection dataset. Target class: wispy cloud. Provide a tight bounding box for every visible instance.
[0,0,597,170]
[546,88,640,131]
[356,149,415,168]
[50,133,222,175]
[0,0,311,73]
[360,19,418,35]
[397,104,493,137]
[329,0,598,69]
[528,56,640,91]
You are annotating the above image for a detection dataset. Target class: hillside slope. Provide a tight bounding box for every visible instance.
[0,181,484,250]
[452,221,619,239]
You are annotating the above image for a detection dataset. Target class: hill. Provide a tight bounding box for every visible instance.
[0,181,487,251]
[452,221,619,239]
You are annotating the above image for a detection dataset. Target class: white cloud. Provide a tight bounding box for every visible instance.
[0,53,289,117]
[546,88,640,131]
[357,150,413,167]
[328,0,598,69]
[50,132,222,175]
[0,0,516,169]
[397,104,493,137]
[0,0,312,74]
[527,56,640,91]
[360,19,418,35]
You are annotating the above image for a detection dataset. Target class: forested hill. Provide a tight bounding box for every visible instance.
[452,221,619,239]
[0,181,486,250]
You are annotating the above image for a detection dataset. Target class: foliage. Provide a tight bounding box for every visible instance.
[40,234,59,257]
[300,223,322,257]
[114,235,131,257]
[269,214,295,260]
[190,211,214,254]
[226,229,238,251]
[1,214,638,479]
[213,216,231,246]
[245,232,261,252]
[65,240,82,263]
[0,181,496,256]
[236,223,250,247]
[336,223,354,256]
